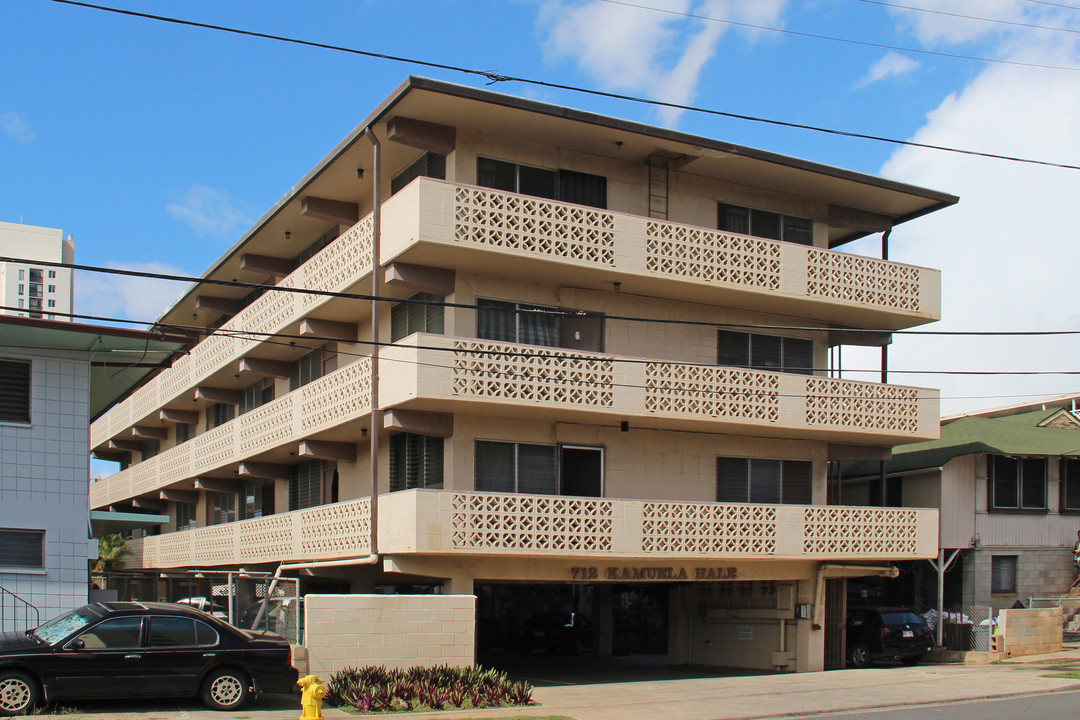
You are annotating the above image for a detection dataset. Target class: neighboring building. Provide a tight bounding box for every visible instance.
[86,77,956,672]
[0,221,75,321]
[0,315,188,631]
[840,395,1080,613]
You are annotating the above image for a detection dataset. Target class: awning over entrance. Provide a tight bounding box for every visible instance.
[90,510,170,535]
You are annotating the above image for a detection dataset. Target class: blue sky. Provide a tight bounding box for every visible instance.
[2,0,1079,415]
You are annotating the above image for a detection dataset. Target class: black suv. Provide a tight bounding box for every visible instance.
[846,606,934,667]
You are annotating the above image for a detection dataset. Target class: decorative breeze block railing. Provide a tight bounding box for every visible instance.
[802,507,919,555]
[644,363,779,421]
[646,222,782,290]
[805,378,920,433]
[806,248,921,312]
[454,186,616,266]
[451,493,614,552]
[452,340,614,407]
[641,501,778,554]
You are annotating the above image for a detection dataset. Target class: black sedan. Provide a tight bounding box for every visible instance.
[846,606,935,668]
[0,601,298,716]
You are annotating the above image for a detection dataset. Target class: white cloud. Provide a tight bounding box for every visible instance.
[76,262,189,324]
[167,183,251,240]
[854,52,919,89]
[888,0,1026,46]
[852,36,1080,414]
[0,112,35,143]
[538,0,787,126]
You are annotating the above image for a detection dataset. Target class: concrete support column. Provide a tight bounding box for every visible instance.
[667,585,691,665]
[445,572,474,596]
[795,579,824,672]
[594,584,614,657]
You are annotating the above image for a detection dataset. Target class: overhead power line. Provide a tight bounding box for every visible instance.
[8,255,1080,338]
[856,0,1080,35]
[39,0,1080,172]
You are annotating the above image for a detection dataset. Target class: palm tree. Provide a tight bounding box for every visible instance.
[94,533,134,573]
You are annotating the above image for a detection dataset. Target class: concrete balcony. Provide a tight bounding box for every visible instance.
[382,334,939,444]
[91,178,939,452]
[122,490,939,569]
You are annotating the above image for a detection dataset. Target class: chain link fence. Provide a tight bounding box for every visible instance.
[924,604,994,651]
[1029,596,1080,644]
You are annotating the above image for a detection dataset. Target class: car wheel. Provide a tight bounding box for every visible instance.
[0,671,38,716]
[900,654,923,666]
[849,644,873,668]
[201,668,250,711]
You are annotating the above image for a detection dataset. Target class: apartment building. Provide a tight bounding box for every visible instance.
[87,77,954,672]
[0,221,75,321]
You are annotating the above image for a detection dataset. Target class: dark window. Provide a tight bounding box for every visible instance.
[176,423,195,445]
[716,458,812,504]
[76,617,143,649]
[989,455,1046,510]
[239,378,274,415]
[1063,459,1080,512]
[477,158,607,209]
[718,202,814,246]
[239,479,275,520]
[991,555,1017,594]
[147,616,198,647]
[0,529,44,568]
[389,433,444,491]
[29,269,42,282]
[175,502,196,532]
[290,347,335,391]
[475,441,557,495]
[391,152,447,195]
[391,293,445,342]
[0,360,31,424]
[209,491,235,525]
[477,299,558,347]
[47,270,55,279]
[289,460,324,511]
[717,330,814,375]
[208,402,234,430]
[140,439,158,461]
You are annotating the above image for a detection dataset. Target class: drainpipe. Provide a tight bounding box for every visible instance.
[878,229,891,507]
[255,128,385,632]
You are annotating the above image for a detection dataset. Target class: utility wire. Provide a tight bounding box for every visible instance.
[856,0,1080,35]
[598,0,1080,69]
[7,255,1080,338]
[39,0,1080,172]
[5,304,1080,380]
[1023,0,1080,12]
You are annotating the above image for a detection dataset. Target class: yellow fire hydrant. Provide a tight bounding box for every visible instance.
[297,674,327,720]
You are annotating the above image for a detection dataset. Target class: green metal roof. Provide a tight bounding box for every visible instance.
[843,410,1080,477]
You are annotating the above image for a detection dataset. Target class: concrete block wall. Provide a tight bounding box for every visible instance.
[964,548,1074,612]
[999,607,1062,657]
[304,594,475,676]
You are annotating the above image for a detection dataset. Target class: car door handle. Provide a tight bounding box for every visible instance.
[203,653,217,657]
[124,654,141,660]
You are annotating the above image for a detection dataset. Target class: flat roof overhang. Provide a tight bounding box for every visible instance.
[90,510,170,536]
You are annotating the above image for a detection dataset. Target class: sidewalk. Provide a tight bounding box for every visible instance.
[32,648,1080,720]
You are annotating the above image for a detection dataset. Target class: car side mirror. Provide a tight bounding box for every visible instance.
[64,638,85,651]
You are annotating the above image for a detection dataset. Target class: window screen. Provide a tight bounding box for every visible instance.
[717,331,814,375]
[991,555,1017,594]
[0,360,31,424]
[990,455,1046,510]
[0,529,44,568]
[475,441,557,495]
[716,458,812,504]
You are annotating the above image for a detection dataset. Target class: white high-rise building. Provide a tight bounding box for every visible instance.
[0,221,75,321]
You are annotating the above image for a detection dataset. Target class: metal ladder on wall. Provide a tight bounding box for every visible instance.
[648,155,669,221]
[0,587,40,632]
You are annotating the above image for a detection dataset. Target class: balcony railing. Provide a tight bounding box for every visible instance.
[121,490,938,569]
[92,178,939,452]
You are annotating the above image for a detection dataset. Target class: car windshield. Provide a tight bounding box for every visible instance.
[32,607,100,643]
[881,611,924,626]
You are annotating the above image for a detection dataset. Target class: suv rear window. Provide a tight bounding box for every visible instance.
[881,611,923,625]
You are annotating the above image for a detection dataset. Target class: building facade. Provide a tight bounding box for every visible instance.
[87,78,954,671]
[0,316,186,631]
[842,395,1080,613]
[0,221,75,321]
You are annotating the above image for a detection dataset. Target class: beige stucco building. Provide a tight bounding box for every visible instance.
[88,77,955,672]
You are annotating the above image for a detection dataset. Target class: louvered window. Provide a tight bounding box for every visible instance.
[209,491,235,525]
[718,202,813,245]
[239,378,274,415]
[289,460,324,511]
[391,293,445,342]
[477,299,558,347]
[239,479,275,520]
[176,423,195,445]
[0,360,31,424]
[389,433,444,492]
[1063,459,1080,512]
[989,455,1047,510]
[290,347,335,391]
[477,158,607,209]
[175,502,196,532]
[391,152,446,195]
[991,555,1017,594]
[207,402,234,430]
[717,330,813,375]
[0,530,44,568]
[716,458,812,504]
[475,441,557,495]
